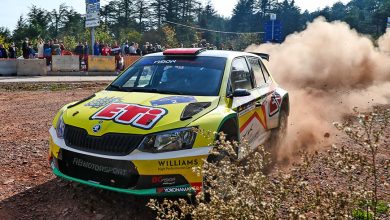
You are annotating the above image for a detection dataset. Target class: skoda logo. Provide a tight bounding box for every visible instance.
[92,124,101,133]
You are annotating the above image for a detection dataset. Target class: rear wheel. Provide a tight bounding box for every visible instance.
[268,109,288,165]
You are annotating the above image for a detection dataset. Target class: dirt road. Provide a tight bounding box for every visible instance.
[0,83,153,220]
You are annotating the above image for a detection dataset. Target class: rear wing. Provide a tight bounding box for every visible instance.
[248,52,270,61]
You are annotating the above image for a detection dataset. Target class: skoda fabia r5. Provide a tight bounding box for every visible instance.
[48,48,289,196]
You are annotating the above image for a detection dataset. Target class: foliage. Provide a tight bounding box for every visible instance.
[147,107,389,219]
[161,25,179,48]
[1,0,390,51]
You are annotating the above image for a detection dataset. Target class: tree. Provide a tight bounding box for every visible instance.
[49,4,69,38]
[26,5,50,39]
[275,0,303,38]
[150,0,166,29]
[13,16,28,44]
[134,0,150,32]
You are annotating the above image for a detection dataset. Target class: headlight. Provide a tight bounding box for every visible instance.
[56,114,65,139]
[138,128,197,153]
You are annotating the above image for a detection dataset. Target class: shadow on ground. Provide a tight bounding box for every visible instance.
[0,178,154,220]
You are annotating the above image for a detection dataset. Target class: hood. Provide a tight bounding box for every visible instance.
[62,90,220,135]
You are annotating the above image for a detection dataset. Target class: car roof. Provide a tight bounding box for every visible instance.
[144,49,261,59]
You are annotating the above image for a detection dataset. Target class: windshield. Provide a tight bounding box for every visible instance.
[107,56,227,96]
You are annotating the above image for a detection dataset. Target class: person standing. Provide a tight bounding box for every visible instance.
[111,41,122,70]
[8,43,17,58]
[127,42,136,55]
[37,38,44,59]
[122,40,129,55]
[75,42,84,69]
[135,43,142,56]
[74,42,83,56]
[22,38,29,59]
[44,40,52,66]
[99,41,105,55]
[83,41,89,70]
[101,43,111,56]
[0,44,8,58]
[51,39,61,56]
[94,40,100,55]
[28,43,35,59]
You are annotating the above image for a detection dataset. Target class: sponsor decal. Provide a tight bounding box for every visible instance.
[191,182,203,193]
[238,102,256,117]
[91,103,167,129]
[150,96,197,106]
[269,92,282,117]
[156,182,202,194]
[151,176,176,185]
[72,158,128,176]
[85,97,123,109]
[157,159,199,171]
[92,124,101,133]
[154,60,177,64]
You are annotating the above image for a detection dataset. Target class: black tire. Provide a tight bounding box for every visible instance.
[267,109,288,165]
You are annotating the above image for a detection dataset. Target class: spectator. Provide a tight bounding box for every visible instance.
[111,41,122,70]
[147,44,154,54]
[74,42,84,69]
[83,41,89,70]
[101,44,111,56]
[142,42,150,55]
[83,41,89,56]
[129,42,137,55]
[74,42,83,56]
[28,43,36,58]
[122,40,129,55]
[37,38,44,59]
[155,43,162,52]
[135,43,142,56]
[22,38,29,59]
[8,43,17,58]
[0,44,8,58]
[51,39,61,55]
[93,40,100,55]
[99,41,105,55]
[60,41,65,51]
[44,40,52,66]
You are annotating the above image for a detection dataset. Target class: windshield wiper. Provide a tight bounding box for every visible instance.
[108,84,128,92]
[155,90,184,95]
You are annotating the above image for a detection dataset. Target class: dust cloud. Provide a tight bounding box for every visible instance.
[246,17,390,162]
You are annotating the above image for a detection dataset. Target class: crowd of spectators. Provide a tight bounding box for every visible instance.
[0,38,228,71]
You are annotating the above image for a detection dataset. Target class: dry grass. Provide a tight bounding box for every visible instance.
[147,107,389,219]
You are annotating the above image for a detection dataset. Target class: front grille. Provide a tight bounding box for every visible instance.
[64,125,144,156]
[58,149,139,189]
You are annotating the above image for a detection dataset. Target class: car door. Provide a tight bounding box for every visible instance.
[257,58,281,129]
[229,57,268,151]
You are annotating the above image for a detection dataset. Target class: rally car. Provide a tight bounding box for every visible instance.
[48,48,289,196]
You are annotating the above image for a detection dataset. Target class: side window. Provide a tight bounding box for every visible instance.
[248,57,267,87]
[123,66,154,87]
[230,57,253,91]
[259,60,271,83]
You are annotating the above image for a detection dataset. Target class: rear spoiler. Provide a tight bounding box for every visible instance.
[248,52,270,61]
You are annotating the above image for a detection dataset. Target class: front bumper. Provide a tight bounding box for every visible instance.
[49,126,210,196]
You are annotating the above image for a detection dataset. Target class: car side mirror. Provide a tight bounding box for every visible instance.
[229,88,251,98]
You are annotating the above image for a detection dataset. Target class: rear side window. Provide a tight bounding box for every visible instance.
[248,57,267,87]
[259,61,272,83]
[230,57,253,91]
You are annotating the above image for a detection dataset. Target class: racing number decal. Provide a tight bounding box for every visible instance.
[92,103,167,129]
[269,93,282,117]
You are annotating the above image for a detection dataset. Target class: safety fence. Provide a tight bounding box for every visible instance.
[0,55,141,76]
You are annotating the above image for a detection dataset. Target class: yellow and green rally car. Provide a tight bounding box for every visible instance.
[49,48,289,196]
